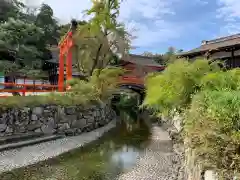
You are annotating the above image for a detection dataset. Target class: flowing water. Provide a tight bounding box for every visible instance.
[0,109,152,180]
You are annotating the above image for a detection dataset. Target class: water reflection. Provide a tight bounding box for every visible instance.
[0,109,151,180]
[111,145,139,170]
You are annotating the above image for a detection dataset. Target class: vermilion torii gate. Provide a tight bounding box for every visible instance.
[58,20,77,92]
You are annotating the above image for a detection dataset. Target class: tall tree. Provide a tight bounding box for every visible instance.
[0,0,25,23]
[35,3,59,46]
[162,46,177,65]
[0,1,62,79]
[73,0,132,77]
[59,20,87,38]
[0,18,44,71]
[142,51,164,65]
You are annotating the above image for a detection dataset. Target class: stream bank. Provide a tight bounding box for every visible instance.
[0,108,185,180]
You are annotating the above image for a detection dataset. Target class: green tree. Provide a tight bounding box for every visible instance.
[73,0,132,77]
[0,18,44,70]
[142,51,164,64]
[59,20,87,38]
[0,0,25,23]
[35,3,60,46]
[162,46,177,65]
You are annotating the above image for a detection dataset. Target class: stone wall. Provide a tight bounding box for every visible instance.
[0,103,116,137]
[161,113,218,180]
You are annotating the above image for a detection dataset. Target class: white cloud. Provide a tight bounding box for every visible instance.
[118,0,180,49]
[41,0,181,50]
[20,0,44,7]
[217,0,240,34]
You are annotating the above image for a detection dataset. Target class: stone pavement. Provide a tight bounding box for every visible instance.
[117,126,185,180]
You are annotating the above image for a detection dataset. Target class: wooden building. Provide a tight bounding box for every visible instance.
[178,33,240,68]
[45,51,165,85]
[119,54,164,78]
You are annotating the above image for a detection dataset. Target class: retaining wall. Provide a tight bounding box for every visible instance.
[0,102,116,137]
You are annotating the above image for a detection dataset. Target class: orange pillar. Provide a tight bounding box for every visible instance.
[58,50,64,92]
[66,50,72,81]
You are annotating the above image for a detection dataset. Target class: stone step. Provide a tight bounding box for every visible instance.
[0,132,44,145]
[0,134,65,152]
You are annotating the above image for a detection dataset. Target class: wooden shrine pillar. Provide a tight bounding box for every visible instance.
[58,24,75,92]
[231,48,235,68]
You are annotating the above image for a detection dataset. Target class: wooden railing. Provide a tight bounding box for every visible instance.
[0,82,60,97]
[0,75,144,98]
[119,75,144,85]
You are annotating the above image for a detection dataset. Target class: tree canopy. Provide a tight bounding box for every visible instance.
[73,0,132,77]
[0,0,66,77]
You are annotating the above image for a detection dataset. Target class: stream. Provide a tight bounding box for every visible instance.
[0,109,153,180]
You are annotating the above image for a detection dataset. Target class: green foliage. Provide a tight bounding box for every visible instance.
[69,67,124,102]
[0,0,25,23]
[0,1,61,77]
[162,46,177,65]
[143,58,220,114]
[0,91,99,109]
[185,90,240,178]
[116,92,140,109]
[200,68,240,91]
[144,56,240,177]
[73,0,131,76]
[0,60,20,74]
[35,3,60,46]
[59,20,86,39]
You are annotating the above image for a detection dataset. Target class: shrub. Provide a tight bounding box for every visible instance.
[143,58,220,115]
[0,92,99,109]
[68,67,124,102]
[200,68,240,91]
[185,90,240,178]
[90,67,125,101]
[143,57,240,178]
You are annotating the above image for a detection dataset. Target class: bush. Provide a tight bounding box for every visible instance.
[0,92,98,109]
[69,67,124,102]
[143,57,240,178]
[143,58,220,115]
[185,90,240,178]
[200,68,240,91]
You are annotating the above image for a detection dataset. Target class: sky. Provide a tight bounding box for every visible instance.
[23,0,240,54]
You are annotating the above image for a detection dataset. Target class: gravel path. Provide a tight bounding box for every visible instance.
[0,120,116,173]
[117,125,184,180]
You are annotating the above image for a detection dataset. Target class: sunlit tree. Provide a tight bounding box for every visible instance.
[73,0,132,77]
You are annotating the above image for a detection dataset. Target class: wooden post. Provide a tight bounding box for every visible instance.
[58,50,65,92]
[23,77,26,96]
[66,50,72,81]
[231,48,235,68]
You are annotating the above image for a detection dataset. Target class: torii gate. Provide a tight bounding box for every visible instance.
[58,20,77,92]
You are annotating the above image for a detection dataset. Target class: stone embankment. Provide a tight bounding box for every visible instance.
[162,113,219,180]
[0,120,116,173]
[0,102,115,137]
[0,102,117,172]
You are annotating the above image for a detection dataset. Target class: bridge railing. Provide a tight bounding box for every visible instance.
[0,75,143,97]
[0,82,60,97]
[119,75,144,85]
